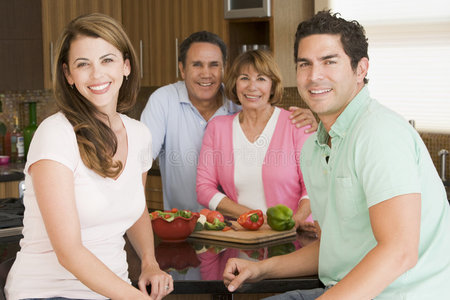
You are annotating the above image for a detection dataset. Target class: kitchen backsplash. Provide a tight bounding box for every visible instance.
[1,90,57,131]
[2,88,449,180]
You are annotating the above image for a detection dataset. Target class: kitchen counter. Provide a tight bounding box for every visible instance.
[126,230,322,298]
[0,230,322,299]
[0,163,24,183]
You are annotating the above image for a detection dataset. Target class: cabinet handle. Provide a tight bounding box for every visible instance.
[50,42,54,82]
[148,188,162,192]
[139,40,143,79]
[175,38,179,78]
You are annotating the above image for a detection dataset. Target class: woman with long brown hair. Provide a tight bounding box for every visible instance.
[5,13,172,299]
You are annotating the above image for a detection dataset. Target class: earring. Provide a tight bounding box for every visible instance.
[125,75,128,81]
[71,84,74,89]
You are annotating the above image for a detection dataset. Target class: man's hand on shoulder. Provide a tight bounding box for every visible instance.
[289,107,318,133]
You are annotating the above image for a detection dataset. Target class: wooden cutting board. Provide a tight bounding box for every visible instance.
[189,221,296,244]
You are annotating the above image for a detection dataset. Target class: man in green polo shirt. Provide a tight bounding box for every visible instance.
[223,10,450,299]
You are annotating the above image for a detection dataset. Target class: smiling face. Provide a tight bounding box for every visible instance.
[63,35,131,114]
[296,34,368,128]
[236,64,273,112]
[179,42,224,106]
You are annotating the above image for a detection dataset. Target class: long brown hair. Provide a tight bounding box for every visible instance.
[53,13,140,178]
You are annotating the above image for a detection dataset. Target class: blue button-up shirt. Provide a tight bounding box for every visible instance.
[141,81,240,212]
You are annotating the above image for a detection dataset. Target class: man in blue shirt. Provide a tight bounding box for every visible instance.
[223,11,450,299]
[141,31,317,212]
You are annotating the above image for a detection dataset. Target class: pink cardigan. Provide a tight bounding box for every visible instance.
[196,108,312,214]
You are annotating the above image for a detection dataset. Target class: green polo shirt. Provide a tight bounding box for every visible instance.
[300,86,450,299]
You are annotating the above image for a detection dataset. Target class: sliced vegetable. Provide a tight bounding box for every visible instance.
[206,211,225,223]
[204,218,226,230]
[179,209,192,218]
[237,210,264,230]
[194,214,207,231]
[149,209,195,222]
[266,204,295,231]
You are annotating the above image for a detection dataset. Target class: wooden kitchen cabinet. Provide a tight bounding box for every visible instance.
[145,173,163,211]
[121,0,152,86]
[0,181,20,198]
[41,0,122,89]
[227,0,314,87]
[0,0,43,91]
[122,0,226,87]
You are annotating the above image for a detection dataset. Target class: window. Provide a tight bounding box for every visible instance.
[315,0,450,133]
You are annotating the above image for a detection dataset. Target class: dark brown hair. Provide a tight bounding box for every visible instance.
[53,13,140,178]
[224,50,283,106]
[178,31,227,67]
[294,10,369,84]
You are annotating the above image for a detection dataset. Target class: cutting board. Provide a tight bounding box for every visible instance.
[189,221,296,244]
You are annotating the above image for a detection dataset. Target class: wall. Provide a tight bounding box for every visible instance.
[2,87,449,181]
[280,87,450,181]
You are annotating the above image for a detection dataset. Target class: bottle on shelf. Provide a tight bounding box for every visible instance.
[23,102,38,158]
[0,96,7,156]
[10,116,24,163]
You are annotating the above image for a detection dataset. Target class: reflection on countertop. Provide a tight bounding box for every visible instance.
[0,163,24,183]
[125,230,320,292]
[1,230,321,296]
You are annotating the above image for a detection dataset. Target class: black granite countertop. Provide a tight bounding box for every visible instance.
[1,231,322,296]
[0,163,25,183]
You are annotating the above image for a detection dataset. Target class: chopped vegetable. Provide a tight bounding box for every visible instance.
[237,210,264,230]
[206,211,225,223]
[149,209,195,222]
[204,218,226,230]
[266,204,295,231]
[194,214,207,231]
[222,226,231,231]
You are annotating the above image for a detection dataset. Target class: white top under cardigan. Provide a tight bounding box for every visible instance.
[5,112,152,299]
[208,108,280,211]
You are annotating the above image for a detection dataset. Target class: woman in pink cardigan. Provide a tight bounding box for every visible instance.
[196,50,315,231]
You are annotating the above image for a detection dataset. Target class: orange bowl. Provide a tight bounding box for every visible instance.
[151,213,199,242]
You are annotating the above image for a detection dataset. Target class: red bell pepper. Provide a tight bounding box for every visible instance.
[237,210,264,230]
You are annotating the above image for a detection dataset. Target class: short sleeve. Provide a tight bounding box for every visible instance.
[140,87,170,159]
[137,121,153,173]
[355,113,421,207]
[25,113,79,174]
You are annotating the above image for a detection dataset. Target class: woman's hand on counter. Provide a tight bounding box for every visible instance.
[138,261,173,300]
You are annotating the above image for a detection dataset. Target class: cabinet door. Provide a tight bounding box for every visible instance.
[147,0,178,86]
[121,0,151,86]
[177,0,226,48]
[41,0,122,89]
[0,181,20,198]
[272,0,313,87]
[144,0,226,87]
[0,0,43,90]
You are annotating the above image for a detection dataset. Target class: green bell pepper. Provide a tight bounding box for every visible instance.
[266,204,295,231]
